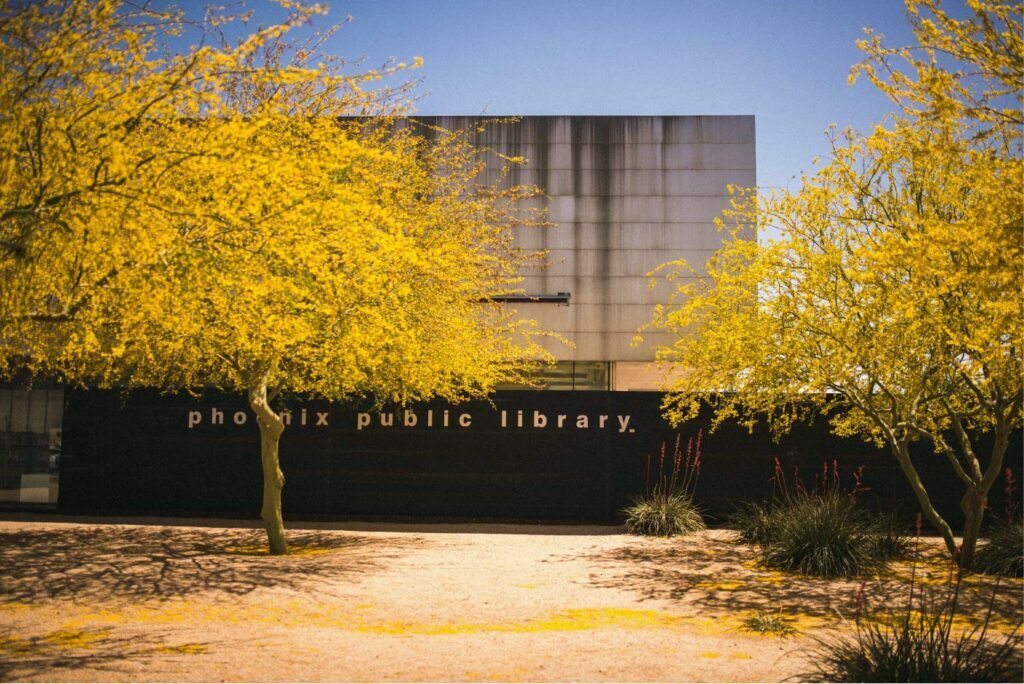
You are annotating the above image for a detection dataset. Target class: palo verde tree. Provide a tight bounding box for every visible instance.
[1,1,552,554]
[644,0,1022,566]
[0,0,389,329]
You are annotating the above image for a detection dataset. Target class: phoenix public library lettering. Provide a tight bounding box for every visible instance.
[10,115,791,521]
[185,405,637,433]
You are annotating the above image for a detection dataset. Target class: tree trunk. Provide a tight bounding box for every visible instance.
[249,385,287,555]
[959,488,985,568]
[958,418,1012,568]
[891,439,959,558]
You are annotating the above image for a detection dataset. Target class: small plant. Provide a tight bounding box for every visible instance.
[808,516,1023,682]
[761,490,877,578]
[741,609,795,637]
[740,459,895,578]
[973,520,1024,578]
[622,493,704,537]
[731,501,782,546]
[974,468,1023,578]
[813,600,1022,682]
[868,512,910,562]
[624,432,704,537]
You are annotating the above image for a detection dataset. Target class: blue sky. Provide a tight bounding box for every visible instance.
[181,0,921,191]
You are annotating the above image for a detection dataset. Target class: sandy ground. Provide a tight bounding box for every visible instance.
[0,516,1021,682]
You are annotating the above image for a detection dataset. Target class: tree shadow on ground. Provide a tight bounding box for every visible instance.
[0,625,204,680]
[577,532,1022,627]
[0,526,428,604]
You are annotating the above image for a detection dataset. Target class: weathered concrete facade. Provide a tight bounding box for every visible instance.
[416,116,756,389]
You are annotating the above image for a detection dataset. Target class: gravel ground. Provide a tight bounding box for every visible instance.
[0,517,1020,682]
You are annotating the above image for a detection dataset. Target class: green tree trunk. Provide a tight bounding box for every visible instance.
[958,421,1012,568]
[249,384,287,555]
[892,439,959,558]
[959,489,985,568]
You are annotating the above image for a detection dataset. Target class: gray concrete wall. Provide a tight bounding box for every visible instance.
[413,116,756,363]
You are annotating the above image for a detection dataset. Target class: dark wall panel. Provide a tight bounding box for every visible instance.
[59,390,1020,527]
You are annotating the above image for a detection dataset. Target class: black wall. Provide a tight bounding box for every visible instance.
[58,389,1020,528]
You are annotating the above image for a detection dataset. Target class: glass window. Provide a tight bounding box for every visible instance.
[0,388,62,506]
[496,361,611,391]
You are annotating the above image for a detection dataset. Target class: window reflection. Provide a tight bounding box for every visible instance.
[496,361,611,391]
[0,388,62,505]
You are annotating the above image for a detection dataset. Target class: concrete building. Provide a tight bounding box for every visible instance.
[0,115,1007,524]
[415,115,756,391]
[1,114,756,511]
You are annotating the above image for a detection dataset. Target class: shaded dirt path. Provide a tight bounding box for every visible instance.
[0,519,1020,682]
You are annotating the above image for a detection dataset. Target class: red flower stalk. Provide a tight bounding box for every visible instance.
[645,453,651,496]
[853,581,867,623]
[772,456,789,503]
[693,449,702,490]
[659,441,666,483]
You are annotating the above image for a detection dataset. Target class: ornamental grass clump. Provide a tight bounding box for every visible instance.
[973,470,1023,578]
[761,490,876,578]
[623,494,704,537]
[809,518,1023,683]
[623,432,705,537]
[813,591,1022,682]
[740,460,906,577]
[868,512,911,562]
[973,520,1024,578]
[730,501,782,547]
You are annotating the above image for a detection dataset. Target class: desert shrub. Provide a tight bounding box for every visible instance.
[623,492,704,537]
[868,512,910,562]
[730,501,783,546]
[741,610,795,637]
[625,432,705,537]
[974,470,1023,578]
[809,573,1022,682]
[738,460,906,576]
[760,491,877,578]
[814,612,1021,682]
[739,497,905,575]
[973,520,1024,578]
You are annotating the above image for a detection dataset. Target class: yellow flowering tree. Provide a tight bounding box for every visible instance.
[1,1,551,554]
[0,0,417,332]
[647,0,1022,566]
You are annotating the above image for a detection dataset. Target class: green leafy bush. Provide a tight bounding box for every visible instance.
[973,520,1024,578]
